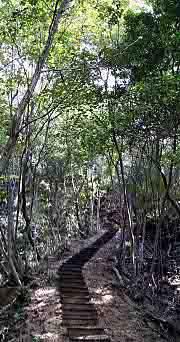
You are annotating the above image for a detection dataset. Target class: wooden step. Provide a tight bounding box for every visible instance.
[60,280,85,285]
[65,263,84,267]
[63,306,97,313]
[60,283,87,288]
[60,269,82,274]
[68,327,105,337]
[59,273,84,278]
[62,319,97,326]
[59,283,87,289]
[61,293,90,298]
[61,265,82,269]
[60,282,87,287]
[59,275,84,280]
[60,265,82,270]
[60,278,86,283]
[59,272,82,277]
[61,298,91,305]
[63,312,97,319]
[60,287,89,294]
[60,291,90,297]
[61,266,82,273]
[63,303,96,311]
[61,297,91,303]
[69,335,110,341]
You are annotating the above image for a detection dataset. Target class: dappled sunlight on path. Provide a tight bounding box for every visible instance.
[22,286,65,342]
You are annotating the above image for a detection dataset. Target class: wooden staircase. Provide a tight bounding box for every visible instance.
[57,229,118,342]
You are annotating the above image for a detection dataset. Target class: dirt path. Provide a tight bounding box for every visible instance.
[0,230,168,341]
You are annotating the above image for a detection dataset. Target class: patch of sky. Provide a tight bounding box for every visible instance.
[129,0,153,13]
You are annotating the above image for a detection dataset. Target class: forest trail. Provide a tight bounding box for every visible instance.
[57,228,118,342]
[0,229,167,342]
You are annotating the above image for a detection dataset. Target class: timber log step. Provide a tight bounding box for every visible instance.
[70,336,110,341]
[57,228,118,342]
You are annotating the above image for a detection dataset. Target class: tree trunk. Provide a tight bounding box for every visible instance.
[112,129,135,271]
[8,181,22,286]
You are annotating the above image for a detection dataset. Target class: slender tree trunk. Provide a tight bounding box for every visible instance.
[90,176,94,233]
[8,181,22,286]
[71,172,86,238]
[96,186,101,231]
[112,129,135,271]
[21,157,41,262]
